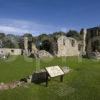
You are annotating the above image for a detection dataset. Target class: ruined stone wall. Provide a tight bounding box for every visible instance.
[32,43,38,53]
[0,48,22,55]
[86,27,100,53]
[57,36,79,57]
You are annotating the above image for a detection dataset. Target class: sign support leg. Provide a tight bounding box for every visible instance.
[46,73,48,87]
[60,75,63,82]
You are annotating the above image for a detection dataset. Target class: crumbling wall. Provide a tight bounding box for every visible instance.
[57,36,79,57]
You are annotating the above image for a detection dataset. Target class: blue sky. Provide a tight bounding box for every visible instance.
[0,0,100,35]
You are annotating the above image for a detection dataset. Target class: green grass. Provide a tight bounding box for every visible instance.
[0,56,100,100]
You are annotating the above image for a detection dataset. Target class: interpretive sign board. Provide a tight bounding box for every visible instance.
[46,66,64,78]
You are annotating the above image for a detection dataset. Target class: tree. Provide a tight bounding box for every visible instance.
[66,30,81,40]
[39,40,52,53]
[38,33,49,42]
[38,32,64,54]
[18,36,24,49]
[52,31,66,40]
[3,37,15,48]
[23,33,33,41]
[6,34,19,48]
[0,33,5,40]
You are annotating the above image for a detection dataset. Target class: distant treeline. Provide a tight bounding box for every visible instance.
[0,29,84,49]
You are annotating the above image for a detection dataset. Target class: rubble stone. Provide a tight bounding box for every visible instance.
[37,50,53,58]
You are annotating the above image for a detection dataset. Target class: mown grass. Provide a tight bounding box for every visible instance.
[0,56,100,100]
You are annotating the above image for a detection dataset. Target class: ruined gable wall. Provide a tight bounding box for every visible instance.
[57,36,79,57]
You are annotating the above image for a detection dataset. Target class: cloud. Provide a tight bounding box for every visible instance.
[0,18,62,36]
[0,25,29,34]
[60,27,67,32]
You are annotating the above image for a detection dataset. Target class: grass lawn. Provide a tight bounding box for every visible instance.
[0,56,100,100]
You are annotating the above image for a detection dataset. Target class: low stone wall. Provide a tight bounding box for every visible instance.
[0,81,25,90]
[0,48,22,55]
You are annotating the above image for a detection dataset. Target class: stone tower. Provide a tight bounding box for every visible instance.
[24,37,28,55]
[86,27,100,53]
[32,43,38,53]
[80,29,87,55]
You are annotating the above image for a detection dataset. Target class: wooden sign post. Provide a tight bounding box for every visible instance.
[45,66,64,87]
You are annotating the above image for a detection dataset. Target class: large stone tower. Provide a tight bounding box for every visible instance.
[86,27,100,53]
[24,37,28,55]
[80,29,87,55]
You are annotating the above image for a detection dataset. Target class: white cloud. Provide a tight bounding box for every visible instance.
[0,25,29,34]
[0,18,62,36]
[60,27,67,32]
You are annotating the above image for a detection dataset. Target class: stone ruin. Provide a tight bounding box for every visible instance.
[30,50,53,59]
[24,37,53,58]
[57,36,80,57]
[37,50,53,58]
[0,81,25,90]
[87,51,100,59]
[0,67,71,91]
[0,52,10,60]
[24,36,82,58]
[23,28,100,59]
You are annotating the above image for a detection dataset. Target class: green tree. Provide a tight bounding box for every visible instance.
[52,31,66,40]
[3,37,15,48]
[0,33,5,40]
[18,36,24,49]
[23,33,33,41]
[6,34,20,48]
[66,30,81,40]
[38,33,49,42]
